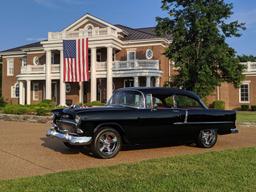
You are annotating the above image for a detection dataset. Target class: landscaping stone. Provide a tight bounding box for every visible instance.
[0,114,51,124]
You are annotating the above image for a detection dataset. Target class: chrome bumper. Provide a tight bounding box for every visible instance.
[47,129,92,146]
[230,128,239,134]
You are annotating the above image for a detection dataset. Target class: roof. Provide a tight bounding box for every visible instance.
[116,87,201,100]
[0,41,43,54]
[135,27,156,36]
[114,24,159,41]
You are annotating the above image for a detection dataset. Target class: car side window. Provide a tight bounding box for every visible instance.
[174,95,202,109]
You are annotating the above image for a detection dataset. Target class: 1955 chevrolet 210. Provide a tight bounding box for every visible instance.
[47,87,238,159]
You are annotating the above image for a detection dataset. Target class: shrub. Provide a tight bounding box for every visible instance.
[36,107,50,116]
[3,105,28,115]
[212,100,225,110]
[37,100,55,108]
[251,105,256,111]
[241,105,249,111]
[82,101,105,107]
[0,97,6,107]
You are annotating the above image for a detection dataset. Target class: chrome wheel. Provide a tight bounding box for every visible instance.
[98,132,118,155]
[92,128,121,159]
[197,129,217,148]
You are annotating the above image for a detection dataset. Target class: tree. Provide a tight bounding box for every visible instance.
[156,0,246,98]
[238,55,256,62]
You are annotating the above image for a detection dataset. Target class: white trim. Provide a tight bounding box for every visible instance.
[2,54,26,58]
[63,13,123,33]
[7,58,14,76]
[32,82,40,101]
[239,82,250,104]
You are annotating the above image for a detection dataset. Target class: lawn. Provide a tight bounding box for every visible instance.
[0,147,255,192]
[237,111,256,123]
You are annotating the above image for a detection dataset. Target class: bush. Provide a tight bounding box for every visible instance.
[35,107,50,116]
[3,105,28,115]
[251,105,256,111]
[82,101,105,107]
[212,100,225,110]
[37,100,55,108]
[0,97,6,107]
[241,105,249,111]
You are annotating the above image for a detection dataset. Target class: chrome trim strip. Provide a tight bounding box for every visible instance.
[59,119,78,126]
[184,110,188,123]
[174,121,234,125]
[47,129,92,145]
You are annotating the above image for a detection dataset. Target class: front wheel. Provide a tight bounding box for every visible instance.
[196,129,217,148]
[91,128,122,159]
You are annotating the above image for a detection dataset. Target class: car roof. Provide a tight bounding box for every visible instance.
[116,87,201,100]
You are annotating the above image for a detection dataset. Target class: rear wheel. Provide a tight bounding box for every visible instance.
[91,127,121,159]
[197,129,217,148]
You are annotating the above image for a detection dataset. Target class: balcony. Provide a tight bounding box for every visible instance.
[20,64,60,74]
[96,60,160,72]
[48,27,118,41]
[241,62,256,73]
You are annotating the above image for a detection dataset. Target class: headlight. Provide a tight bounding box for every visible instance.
[51,113,55,121]
[75,115,81,124]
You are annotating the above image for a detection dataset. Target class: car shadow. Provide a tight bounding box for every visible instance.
[40,137,94,157]
[41,137,196,157]
[122,139,196,151]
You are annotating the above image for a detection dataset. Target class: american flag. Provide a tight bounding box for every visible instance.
[63,38,89,82]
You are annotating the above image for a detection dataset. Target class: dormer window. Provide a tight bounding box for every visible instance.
[85,24,94,36]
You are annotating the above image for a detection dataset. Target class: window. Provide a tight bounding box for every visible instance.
[66,83,71,93]
[21,57,27,67]
[124,79,134,88]
[108,90,144,108]
[127,51,136,61]
[173,95,202,109]
[32,83,39,101]
[7,58,14,76]
[240,83,249,103]
[33,56,39,65]
[11,83,19,98]
[146,49,153,60]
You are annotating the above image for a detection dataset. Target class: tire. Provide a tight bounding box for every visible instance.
[91,127,122,159]
[63,142,84,149]
[196,129,217,148]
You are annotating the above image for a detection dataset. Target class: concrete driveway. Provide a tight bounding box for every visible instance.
[0,120,255,180]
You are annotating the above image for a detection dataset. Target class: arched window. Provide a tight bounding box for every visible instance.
[85,24,94,36]
[11,83,19,98]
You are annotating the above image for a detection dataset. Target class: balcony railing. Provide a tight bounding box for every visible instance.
[241,62,256,72]
[20,64,60,74]
[48,27,118,41]
[113,60,159,70]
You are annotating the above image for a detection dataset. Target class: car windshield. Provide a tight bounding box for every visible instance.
[108,90,145,108]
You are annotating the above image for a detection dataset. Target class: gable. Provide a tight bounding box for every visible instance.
[63,13,122,33]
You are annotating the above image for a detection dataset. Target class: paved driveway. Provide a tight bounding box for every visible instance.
[0,120,255,180]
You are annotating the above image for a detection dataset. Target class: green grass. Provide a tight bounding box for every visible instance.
[237,111,256,123]
[0,148,255,192]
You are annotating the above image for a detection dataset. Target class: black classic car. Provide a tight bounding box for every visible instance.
[47,87,238,159]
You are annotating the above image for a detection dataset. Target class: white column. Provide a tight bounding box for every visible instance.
[59,49,66,106]
[26,80,31,105]
[79,82,84,103]
[146,76,151,87]
[19,81,25,105]
[155,77,160,87]
[90,47,97,102]
[107,46,113,100]
[45,50,52,100]
[134,76,139,87]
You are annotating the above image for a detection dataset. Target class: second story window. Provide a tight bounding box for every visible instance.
[21,57,27,67]
[127,51,136,61]
[7,58,14,76]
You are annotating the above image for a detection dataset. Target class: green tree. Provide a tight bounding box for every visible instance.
[238,55,256,62]
[156,0,245,98]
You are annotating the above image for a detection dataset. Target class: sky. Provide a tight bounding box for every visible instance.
[0,0,255,55]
